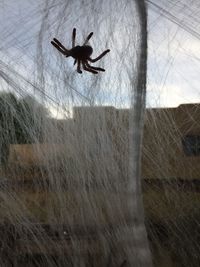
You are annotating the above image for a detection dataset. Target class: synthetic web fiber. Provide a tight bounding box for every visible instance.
[0,0,152,266]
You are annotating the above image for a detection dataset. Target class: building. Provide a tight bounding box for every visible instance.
[1,103,200,266]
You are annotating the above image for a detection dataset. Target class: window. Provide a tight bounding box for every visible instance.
[182,135,200,156]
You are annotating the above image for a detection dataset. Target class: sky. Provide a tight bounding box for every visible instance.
[147,0,200,107]
[0,0,200,118]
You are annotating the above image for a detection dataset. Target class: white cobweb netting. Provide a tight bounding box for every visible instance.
[147,0,200,108]
[0,0,152,266]
[145,1,200,267]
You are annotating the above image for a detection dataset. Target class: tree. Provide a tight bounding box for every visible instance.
[15,95,49,144]
[0,92,18,165]
[0,92,49,165]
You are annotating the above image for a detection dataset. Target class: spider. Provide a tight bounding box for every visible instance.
[51,28,110,74]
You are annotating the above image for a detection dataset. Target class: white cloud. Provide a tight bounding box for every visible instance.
[48,104,72,119]
[148,12,200,108]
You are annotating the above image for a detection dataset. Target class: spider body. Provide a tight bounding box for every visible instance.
[51,28,110,74]
[69,45,93,60]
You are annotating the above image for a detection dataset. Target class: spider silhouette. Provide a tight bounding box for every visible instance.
[51,28,110,74]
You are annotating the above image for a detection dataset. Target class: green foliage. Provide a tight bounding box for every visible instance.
[15,95,49,144]
[0,92,49,165]
[0,92,18,165]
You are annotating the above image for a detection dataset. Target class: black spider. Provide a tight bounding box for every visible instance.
[51,28,110,74]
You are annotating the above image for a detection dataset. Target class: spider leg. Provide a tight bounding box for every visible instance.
[77,60,82,74]
[51,41,67,56]
[51,38,69,56]
[52,38,69,52]
[85,61,105,72]
[88,49,110,63]
[72,28,76,48]
[83,32,93,46]
[82,62,98,74]
[74,59,77,65]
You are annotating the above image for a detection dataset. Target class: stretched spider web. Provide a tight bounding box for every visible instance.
[0,0,152,266]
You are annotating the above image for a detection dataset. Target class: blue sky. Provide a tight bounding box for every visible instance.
[0,0,200,118]
[147,0,200,107]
